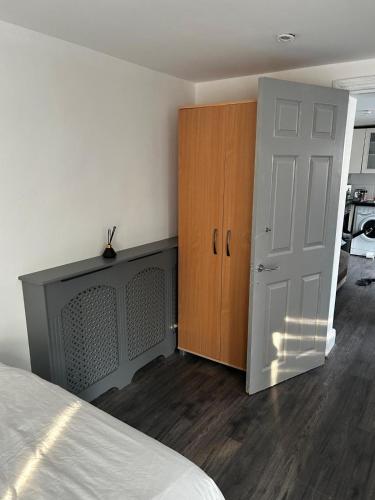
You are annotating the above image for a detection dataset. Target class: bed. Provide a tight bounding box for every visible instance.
[0,363,224,500]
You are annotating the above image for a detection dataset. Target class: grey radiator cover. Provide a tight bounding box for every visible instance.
[19,238,177,401]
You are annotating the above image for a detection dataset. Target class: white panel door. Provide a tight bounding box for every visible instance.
[247,78,351,394]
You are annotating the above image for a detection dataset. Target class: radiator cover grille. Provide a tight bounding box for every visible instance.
[61,285,119,394]
[126,267,166,360]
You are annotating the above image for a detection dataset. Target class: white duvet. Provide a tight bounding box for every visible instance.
[0,363,224,500]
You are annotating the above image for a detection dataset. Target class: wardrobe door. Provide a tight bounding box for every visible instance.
[220,102,257,369]
[178,106,226,360]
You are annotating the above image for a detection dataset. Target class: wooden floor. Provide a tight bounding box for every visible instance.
[94,256,375,500]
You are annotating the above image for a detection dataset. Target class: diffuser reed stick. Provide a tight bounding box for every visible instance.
[103,226,117,258]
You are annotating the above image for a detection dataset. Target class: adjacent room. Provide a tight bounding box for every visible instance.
[336,87,375,349]
[1,2,375,499]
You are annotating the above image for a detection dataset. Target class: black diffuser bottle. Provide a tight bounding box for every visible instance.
[103,226,117,258]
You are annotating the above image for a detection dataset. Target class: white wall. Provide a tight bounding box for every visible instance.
[196,58,375,103]
[349,173,375,199]
[0,21,194,370]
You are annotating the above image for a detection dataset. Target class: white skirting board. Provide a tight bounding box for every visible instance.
[325,328,336,357]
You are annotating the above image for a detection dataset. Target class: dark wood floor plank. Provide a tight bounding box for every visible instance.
[93,255,375,500]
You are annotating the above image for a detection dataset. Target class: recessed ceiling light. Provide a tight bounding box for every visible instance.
[359,109,375,115]
[277,33,296,43]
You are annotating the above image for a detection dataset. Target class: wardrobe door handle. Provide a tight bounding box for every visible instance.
[212,228,218,255]
[226,230,231,257]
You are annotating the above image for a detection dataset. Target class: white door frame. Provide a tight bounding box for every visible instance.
[325,95,357,355]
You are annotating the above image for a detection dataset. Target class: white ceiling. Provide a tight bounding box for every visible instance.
[0,0,375,82]
[355,93,375,126]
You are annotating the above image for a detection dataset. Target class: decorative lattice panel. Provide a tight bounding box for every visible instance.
[126,267,166,360]
[61,285,119,394]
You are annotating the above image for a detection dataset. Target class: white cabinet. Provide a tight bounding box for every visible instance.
[349,128,375,174]
[362,128,375,173]
[349,129,365,174]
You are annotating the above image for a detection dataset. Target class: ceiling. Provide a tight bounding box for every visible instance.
[0,0,375,82]
[355,93,375,126]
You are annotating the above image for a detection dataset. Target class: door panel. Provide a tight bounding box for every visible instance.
[275,98,301,137]
[247,78,351,394]
[263,280,289,369]
[304,156,332,247]
[299,273,321,353]
[312,103,337,139]
[269,156,296,254]
[220,102,256,369]
[178,106,226,360]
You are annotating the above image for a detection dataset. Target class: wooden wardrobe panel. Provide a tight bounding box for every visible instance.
[220,102,257,369]
[178,106,226,360]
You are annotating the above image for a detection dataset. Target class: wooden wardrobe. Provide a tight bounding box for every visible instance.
[178,101,257,370]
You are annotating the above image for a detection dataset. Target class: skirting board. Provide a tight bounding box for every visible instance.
[325,328,336,357]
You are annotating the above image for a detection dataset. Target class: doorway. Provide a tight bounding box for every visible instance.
[334,78,375,320]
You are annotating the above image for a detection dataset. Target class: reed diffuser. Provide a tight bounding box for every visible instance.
[102,226,117,258]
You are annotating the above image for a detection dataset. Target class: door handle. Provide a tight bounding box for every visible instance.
[257,264,280,272]
[226,230,231,257]
[212,228,218,255]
